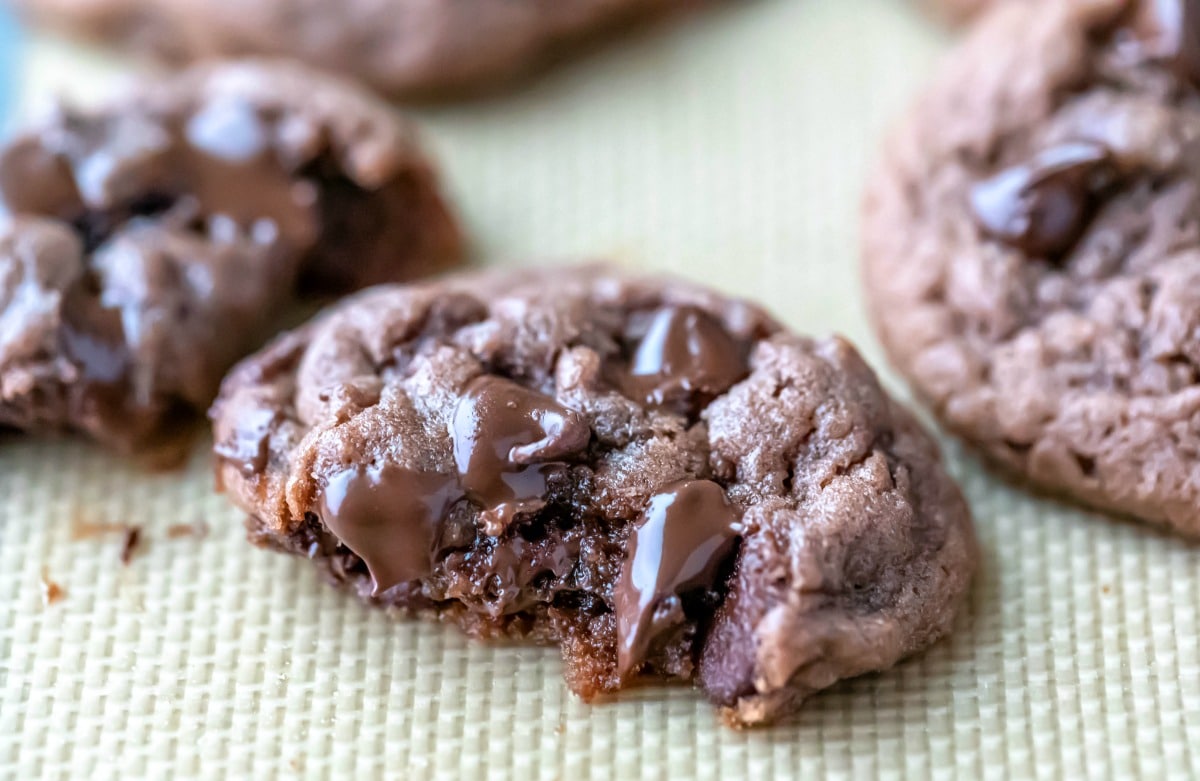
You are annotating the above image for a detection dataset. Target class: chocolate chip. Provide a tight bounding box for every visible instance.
[623,305,748,413]
[451,375,591,536]
[213,407,280,476]
[969,141,1113,259]
[614,479,741,680]
[314,378,589,593]
[317,463,460,594]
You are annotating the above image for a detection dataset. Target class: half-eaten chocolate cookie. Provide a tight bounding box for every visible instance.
[212,265,976,726]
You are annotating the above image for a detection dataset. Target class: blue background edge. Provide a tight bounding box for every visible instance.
[0,6,17,122]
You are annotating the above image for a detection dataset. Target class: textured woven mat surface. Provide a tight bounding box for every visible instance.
[3,1,1199,778]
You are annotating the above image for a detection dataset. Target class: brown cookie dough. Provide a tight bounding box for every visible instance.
[10,0,700,98]
[864,0,1200,536]
[0,60,462,457]
[211,265,976,726]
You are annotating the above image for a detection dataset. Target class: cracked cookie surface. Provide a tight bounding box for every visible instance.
[212,265,976,726]
[865,0,1200,535]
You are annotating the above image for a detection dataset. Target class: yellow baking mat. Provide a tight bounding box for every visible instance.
[3,1,1198,778]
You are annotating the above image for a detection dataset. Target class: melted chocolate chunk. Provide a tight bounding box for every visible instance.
[213,407,281,476]
[317,463,460,594]
[452,376,591,536]
[313,376,591,594]
[614,479,741,680]
[969,142,1114,258]
[623,306,748,413]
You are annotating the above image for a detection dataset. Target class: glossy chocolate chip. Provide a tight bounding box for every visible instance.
[614,479,741,680]
[623,305,748,412]
[970,142,1113,259]
[314,376,589,592]
[317,463,460,594]
[213,407,281,477]
[451,375,590,536]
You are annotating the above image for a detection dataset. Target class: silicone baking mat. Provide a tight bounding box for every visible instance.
[2,1,1198,778]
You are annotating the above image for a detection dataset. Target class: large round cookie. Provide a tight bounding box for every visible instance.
[10,0,697,98]
[0,60,461,456]
[211,264,976,726]
[864,0,1200,535]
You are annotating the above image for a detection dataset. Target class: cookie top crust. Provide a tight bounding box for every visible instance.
[864,0,1200,534]
[0,60,461,455]
[12,0,693,97]
[212,265,976,726]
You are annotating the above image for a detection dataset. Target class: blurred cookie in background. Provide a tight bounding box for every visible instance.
[0,59,462,460]
[7,0,708,99]
[864,0,1200,536]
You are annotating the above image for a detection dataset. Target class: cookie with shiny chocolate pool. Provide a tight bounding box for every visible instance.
[211,265,976,726]
[0,60,462,458]
[864,0,1200,536]
[10,0,699,98]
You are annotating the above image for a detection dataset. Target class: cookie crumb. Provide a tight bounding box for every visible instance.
[71,514,128,540]
[40,569,65,606]
[120,527,142,565]
[167,520,210,539]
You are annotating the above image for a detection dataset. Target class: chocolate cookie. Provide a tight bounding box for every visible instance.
[864,0,1200,536]
[211,265,976,726]
[0,60,461,457]
[11,0,697,98]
